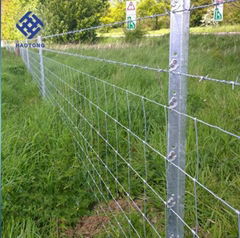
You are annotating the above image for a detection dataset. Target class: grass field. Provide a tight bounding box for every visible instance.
[3,34,240,237]
[98,25,240,37]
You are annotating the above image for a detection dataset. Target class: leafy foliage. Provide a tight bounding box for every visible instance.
[100,0,126,25]
[138,0,170,29]
[38,0,109,43]
[100,0,240,29]
[2,0,38,40]
[223,1,240,24]
[124,27,146,42]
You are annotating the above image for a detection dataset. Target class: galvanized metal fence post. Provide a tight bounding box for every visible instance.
[38,36,46,97]
[16,40,20,57]
[25,39,30,71]
[167,0,190,236]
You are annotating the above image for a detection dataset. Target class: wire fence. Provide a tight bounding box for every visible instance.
[4,0,240,237]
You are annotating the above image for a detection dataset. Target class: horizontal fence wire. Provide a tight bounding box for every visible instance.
[42,47,240,87]
[30,50,240,140]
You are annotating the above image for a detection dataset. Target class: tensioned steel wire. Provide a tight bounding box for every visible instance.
[42,47,240,87]
[29,52,185,237]
[30,51,240,140]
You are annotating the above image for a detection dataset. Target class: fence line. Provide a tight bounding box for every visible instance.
[41,62,198,237]
[29,50,240,140]
[25,47,240,232]
[28,51,239,214]
[15,45,240,236]
[4,0,240,236]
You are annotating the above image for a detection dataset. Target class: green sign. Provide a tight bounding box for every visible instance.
[214,7,222,21]
[127,16,136,30]
[214,3,223,22]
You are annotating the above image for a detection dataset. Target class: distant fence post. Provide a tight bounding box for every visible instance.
[38,36,46,98]
[167,0,190,236]
[15,40,20,56]
[25,39,30,71]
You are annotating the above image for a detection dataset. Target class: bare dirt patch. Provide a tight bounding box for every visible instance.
[65,215,109,238]
[65,199,143,237]
[97,199,143,213]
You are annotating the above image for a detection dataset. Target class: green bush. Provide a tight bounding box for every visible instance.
[124,27,146,43]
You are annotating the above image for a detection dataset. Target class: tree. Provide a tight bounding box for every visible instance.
[138,0,170,29]
[224,2,240,24]
[101,0,170,30]
[2,0,38,40]
[100,1,126,24]
[99,0,126,32]
[39,0,109,43]
[190,0,209,26]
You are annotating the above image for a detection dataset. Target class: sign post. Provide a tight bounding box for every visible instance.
[38,36,46,98]
[126,1,137,30]
[214,0,224,21]
[25,39,30,71]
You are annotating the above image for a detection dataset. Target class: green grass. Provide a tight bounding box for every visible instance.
[98,24,240,37]
[3,34,240,237]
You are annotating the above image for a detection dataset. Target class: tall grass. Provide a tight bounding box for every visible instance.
[2,52,95,237]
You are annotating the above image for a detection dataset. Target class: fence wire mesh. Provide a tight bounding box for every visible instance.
[4,0,240,237]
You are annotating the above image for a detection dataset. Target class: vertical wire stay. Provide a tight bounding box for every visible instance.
[194,118,200,237]
[142,97,148,238]
[113,87,119,199]
[126,91,133,237]
[103,82,110,199]
[238,211,240,238]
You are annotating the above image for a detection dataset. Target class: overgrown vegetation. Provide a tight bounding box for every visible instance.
[2,52,95,237]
